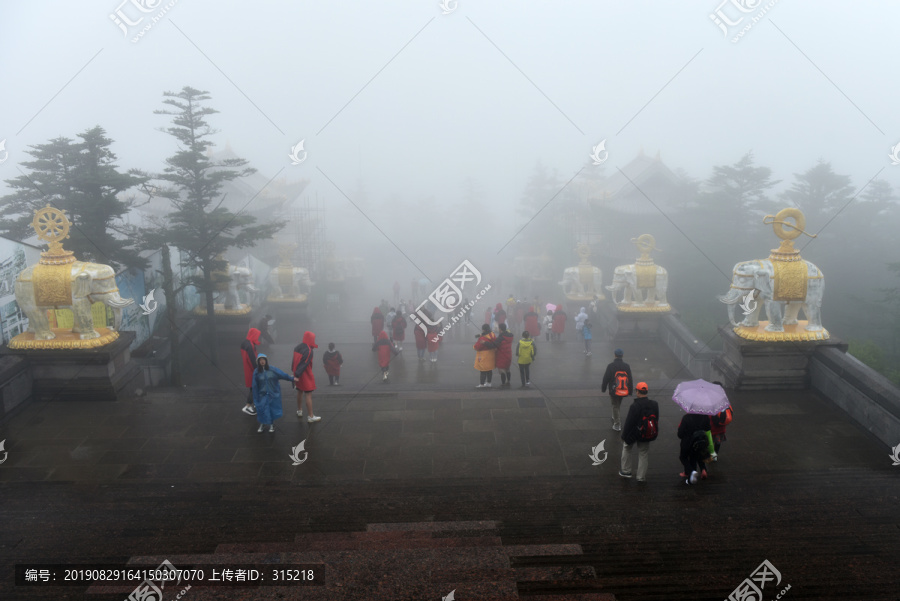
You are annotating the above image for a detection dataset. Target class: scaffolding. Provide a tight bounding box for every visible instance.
[291,194,327,283]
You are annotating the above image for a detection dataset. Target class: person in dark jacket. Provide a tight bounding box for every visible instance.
[240,328,261,416]
[494,323,514,387]
[251,353,296,433]
[373,330,399,381]
[709,381,732,460]
[619,382,659,482]
[371,307,384,342]
[322,342,343,386]
[600,349,633,431]
[292,331,321,423]
[257,314,275,345]
[678,412,713,485]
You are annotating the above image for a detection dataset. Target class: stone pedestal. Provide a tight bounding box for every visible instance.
[194,311,253,346]
[613,310,667,341]
[268,302,309,344]
[1,331,142,402]
[713,326,847,390]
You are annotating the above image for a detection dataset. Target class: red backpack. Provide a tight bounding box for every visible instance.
[639,409,659,442]
[613,370,630,396]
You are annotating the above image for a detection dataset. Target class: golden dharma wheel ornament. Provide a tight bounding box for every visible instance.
[763,208,816,260]
[33,204,75,265]
[631,234,659,261]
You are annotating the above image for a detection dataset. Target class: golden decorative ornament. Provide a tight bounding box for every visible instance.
[617,304,671,313]
[8,328,120,349]
[32,263,74,306]
[33,205,75,265]
[771,259,807,302]
[733,321,830,342]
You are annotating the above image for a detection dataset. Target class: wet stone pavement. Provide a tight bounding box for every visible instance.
[0,317,898,599]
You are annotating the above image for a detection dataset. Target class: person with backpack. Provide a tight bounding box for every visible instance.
[292,331,321,423]
[494,322,514,387]
[709,381,733,461]
[619,382,659,482]
[515,330,536,387]
[677,412,713,484]
[474,324,498,388]
[601,348,633,431]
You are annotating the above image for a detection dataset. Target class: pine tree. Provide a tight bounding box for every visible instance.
[703,151,780,232]
[0,126,148,269]
[780,161,854,235]
[153,86,285,365]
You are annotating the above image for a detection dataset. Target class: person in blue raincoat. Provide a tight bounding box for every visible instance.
[251,353,297,433]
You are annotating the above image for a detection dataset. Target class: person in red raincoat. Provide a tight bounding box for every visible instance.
[240,328,262,416]
[493,303,507,328]
[391,312,407,351]
[414,322,427,361]
[322,342,343,386]
[523,305,541,338]
[373,330,399,381]
[426,321,440,363]
[513,301,526,335]
[552,304,567,342]
[292,331,321,423]
[494,322,514,387]
[371,307,384,342]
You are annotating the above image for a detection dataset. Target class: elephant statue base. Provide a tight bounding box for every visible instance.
[8,327,120,350]
[733,321,830,342]
[193,303,253,317]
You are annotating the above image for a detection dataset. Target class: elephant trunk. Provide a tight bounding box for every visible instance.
[726,302,740,327]
[718,288,742,305]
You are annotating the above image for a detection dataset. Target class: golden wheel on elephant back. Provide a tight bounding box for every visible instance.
[33,205,70,245]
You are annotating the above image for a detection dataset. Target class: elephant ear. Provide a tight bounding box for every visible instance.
[73,272,92,298]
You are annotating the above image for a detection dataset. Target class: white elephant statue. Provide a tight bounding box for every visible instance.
[202,265,258,311]
[717,259,824,332]
[606,264,669,307]
[14,261,134,340]
[559,266,603,298]
[269,266,313,299]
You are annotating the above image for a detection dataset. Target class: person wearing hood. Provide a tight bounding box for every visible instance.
[515,330,536,387]
[493,303,507,329]
[240,328,262,416]
[373,330,400,381]
[524,305,541,338]
[494,322,514,387]
[552,304,567,342]
[251,353,296,432]
[323,342,343,386]
[543,309,554,342]
[601,349,633,431]
[574,307,589,339]
[371,307,384,342]
[391,311,407,351]
[474,324,497,388]
[414,321,428,361]
[292,331,321,423]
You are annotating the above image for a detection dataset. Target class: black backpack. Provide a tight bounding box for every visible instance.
[690,430,709,456]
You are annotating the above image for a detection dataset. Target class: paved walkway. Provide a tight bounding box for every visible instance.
[1,313,898,599]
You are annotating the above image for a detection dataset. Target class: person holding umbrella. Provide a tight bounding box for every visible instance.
[671,379,731,484]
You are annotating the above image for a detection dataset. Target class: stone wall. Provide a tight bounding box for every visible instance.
[0,355,32,420]
[657,313,718,381]
[810,346,900,448]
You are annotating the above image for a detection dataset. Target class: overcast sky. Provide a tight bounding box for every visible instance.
[2,1,899,267]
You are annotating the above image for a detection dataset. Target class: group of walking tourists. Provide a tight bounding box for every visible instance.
[600,348,733,485]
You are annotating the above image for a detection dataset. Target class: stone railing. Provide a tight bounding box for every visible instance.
[657,312,718,381]
[0,355,32,421]
[809,346,900,448]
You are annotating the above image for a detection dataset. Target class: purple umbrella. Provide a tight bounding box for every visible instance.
[672,379,730,415]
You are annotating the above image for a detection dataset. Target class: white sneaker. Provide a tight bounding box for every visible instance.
[485,383,492,388]
[257,424,265,433]
[383,372,389,381]
[297,410,303,417]
[242,405,256,415]
[268,424,275,433]
[475,384,484,388]
[689,471,699,485]
[612,423,621,432]
[586,352,592,356]
[711,453,718,462]
[307,415,321,423]
[525,381,532,387]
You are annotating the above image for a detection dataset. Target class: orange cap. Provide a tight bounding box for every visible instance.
[636,382,649,393]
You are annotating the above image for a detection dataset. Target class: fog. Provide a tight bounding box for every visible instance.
[2,1,900,362]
